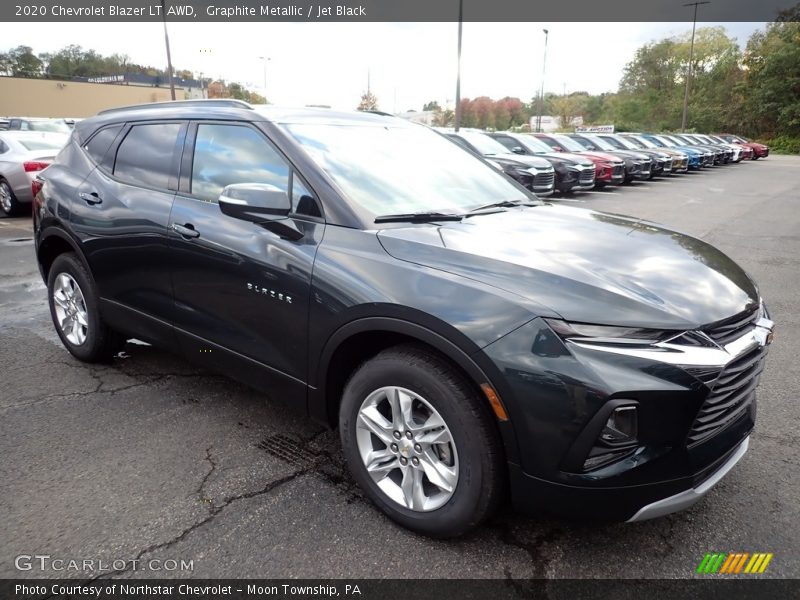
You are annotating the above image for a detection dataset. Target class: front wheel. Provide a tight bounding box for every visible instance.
[339,345,505,537]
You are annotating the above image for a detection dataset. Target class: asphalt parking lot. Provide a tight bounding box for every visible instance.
[1,156,798,580]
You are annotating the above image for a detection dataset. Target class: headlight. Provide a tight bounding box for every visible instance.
[544,319,676,345]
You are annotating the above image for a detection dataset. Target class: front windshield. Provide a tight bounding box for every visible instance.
[644,136,666,148]
[551,134,586,153]
[608,135,639,150]
[569,136,595,150]
[286,123,527,218]
[456,131,511,155]
[621,136,646,149]
[674,135,696,145]
[519,134,556,153]
[30,120,71,133]
[585,134,617,151]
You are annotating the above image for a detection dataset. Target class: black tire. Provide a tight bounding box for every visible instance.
[0,178,23,217]
[339,344,505,538]
[47,252,125,363]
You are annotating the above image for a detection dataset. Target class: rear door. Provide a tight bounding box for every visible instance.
[168,121,326,402]
[70,121,184,346]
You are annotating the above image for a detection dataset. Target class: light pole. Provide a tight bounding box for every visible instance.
[536,29,549,133]
[258,56,270,100]
[454,0,463,131]
[160,0,176,100]
[681,1,710,131]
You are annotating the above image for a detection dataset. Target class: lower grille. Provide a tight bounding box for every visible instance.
[613,165,624,177]
[533,171,555,190]
[688,346,767,446]
[579,169,595,185]
[664,159,673,172]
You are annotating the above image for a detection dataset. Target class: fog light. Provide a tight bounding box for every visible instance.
[599,406,638,445]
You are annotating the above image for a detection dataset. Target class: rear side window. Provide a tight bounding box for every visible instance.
[191,124,290,203]
[0,140,8,153]
[114,123,181,190]
[84,125,123,165]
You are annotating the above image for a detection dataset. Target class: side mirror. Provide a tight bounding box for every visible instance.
[218,183,303,240]
[511,146,526,154]
[551,146,562,152]
[218,183,291,222]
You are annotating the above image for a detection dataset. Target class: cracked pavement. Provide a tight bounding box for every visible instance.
[0,156,798,580]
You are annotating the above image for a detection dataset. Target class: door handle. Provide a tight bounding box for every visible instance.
[79,192,102,205]
[170,223,200,239]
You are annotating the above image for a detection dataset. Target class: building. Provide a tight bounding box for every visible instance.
[0,75,207,118]
[529,115,584,133]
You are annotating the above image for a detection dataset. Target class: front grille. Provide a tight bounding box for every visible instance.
[579,169,595,185]
[641,160,652,175]
[533,171,555,190]
[613,165,624,177]
[704,307,759,347]
[688,346,767,446]
[664,159,673,172]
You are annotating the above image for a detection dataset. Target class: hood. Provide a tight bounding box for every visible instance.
[574,151,622,165]
[537,151,593,168]
[377,205,759,330]
[599,149,650,162]
[486,153,553,170]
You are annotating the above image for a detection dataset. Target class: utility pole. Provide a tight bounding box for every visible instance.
[258,56,270,99]
[160,0,176,100]
[536,29,549,133]
[681,1,710,131]
[454,0,463,131]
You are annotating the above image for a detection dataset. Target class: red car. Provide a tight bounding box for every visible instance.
[717,134,769,160]
[532,133,625,188]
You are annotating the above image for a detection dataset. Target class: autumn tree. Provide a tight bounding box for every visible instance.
[357,90,379,111]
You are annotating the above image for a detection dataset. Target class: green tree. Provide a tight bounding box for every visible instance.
[422,100,441,111]
[4,45,43,77]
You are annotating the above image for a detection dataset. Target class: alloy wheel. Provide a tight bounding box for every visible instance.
[355,386,459,512]
[0,182,12,213]
[52,273,89,345]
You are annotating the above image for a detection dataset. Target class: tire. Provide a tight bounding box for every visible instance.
[339,344,505,538]
[47,252,125,363]
[0,178,23,217]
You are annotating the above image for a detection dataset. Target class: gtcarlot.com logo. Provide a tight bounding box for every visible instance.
[697,552,774,574]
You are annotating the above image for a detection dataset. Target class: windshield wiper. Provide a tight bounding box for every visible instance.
[374,211,464,224]
[466,198,538,215]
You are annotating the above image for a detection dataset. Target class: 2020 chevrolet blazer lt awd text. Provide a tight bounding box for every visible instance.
[33,100,774,537]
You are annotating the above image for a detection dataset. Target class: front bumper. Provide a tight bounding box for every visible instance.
[482,313,770,522]
[627,436,749,521]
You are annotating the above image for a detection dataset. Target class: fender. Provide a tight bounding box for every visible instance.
[309,315,523,465]
[36,225,91,282]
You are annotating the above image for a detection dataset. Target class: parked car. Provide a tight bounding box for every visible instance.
[692,134,742,162]
[6,117,73,134]
[441,130,556,197]
[569,133,651,182]
[0,131,68,216]
[0,119,9,131]
[717,134,769,160]
[529,133,626,188]
[34,100,774,537]
[640,134,706,170]
[595,134,673,177]
[707,134,754,161]
[488,131,597,193]
[619,134,690,173]
[666,134,727,165]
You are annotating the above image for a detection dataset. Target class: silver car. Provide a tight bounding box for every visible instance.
[0,131,68,216]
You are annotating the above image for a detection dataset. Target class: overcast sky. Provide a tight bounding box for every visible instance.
[3,22,764,111]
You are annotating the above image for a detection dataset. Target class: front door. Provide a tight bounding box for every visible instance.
[168,121,325,403]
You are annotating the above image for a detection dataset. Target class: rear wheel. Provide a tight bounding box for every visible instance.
[47,253,125,363]
[0,178,23,217]
[339,345,504,537]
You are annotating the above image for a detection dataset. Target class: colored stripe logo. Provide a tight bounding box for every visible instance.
[697,553,773,574]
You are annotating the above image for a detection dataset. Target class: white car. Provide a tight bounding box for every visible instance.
[0,131,68,216]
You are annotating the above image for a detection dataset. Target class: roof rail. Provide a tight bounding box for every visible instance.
[97,99,253,115]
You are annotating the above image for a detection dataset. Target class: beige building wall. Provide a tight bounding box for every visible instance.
[0,77,179,118]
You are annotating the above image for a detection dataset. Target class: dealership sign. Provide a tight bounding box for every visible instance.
[575,125,615,133]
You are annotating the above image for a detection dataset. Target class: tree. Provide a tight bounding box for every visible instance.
[422,100,441,111]
[4,45,43,77]
[432,107,455,127]
[357,90,378,111]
